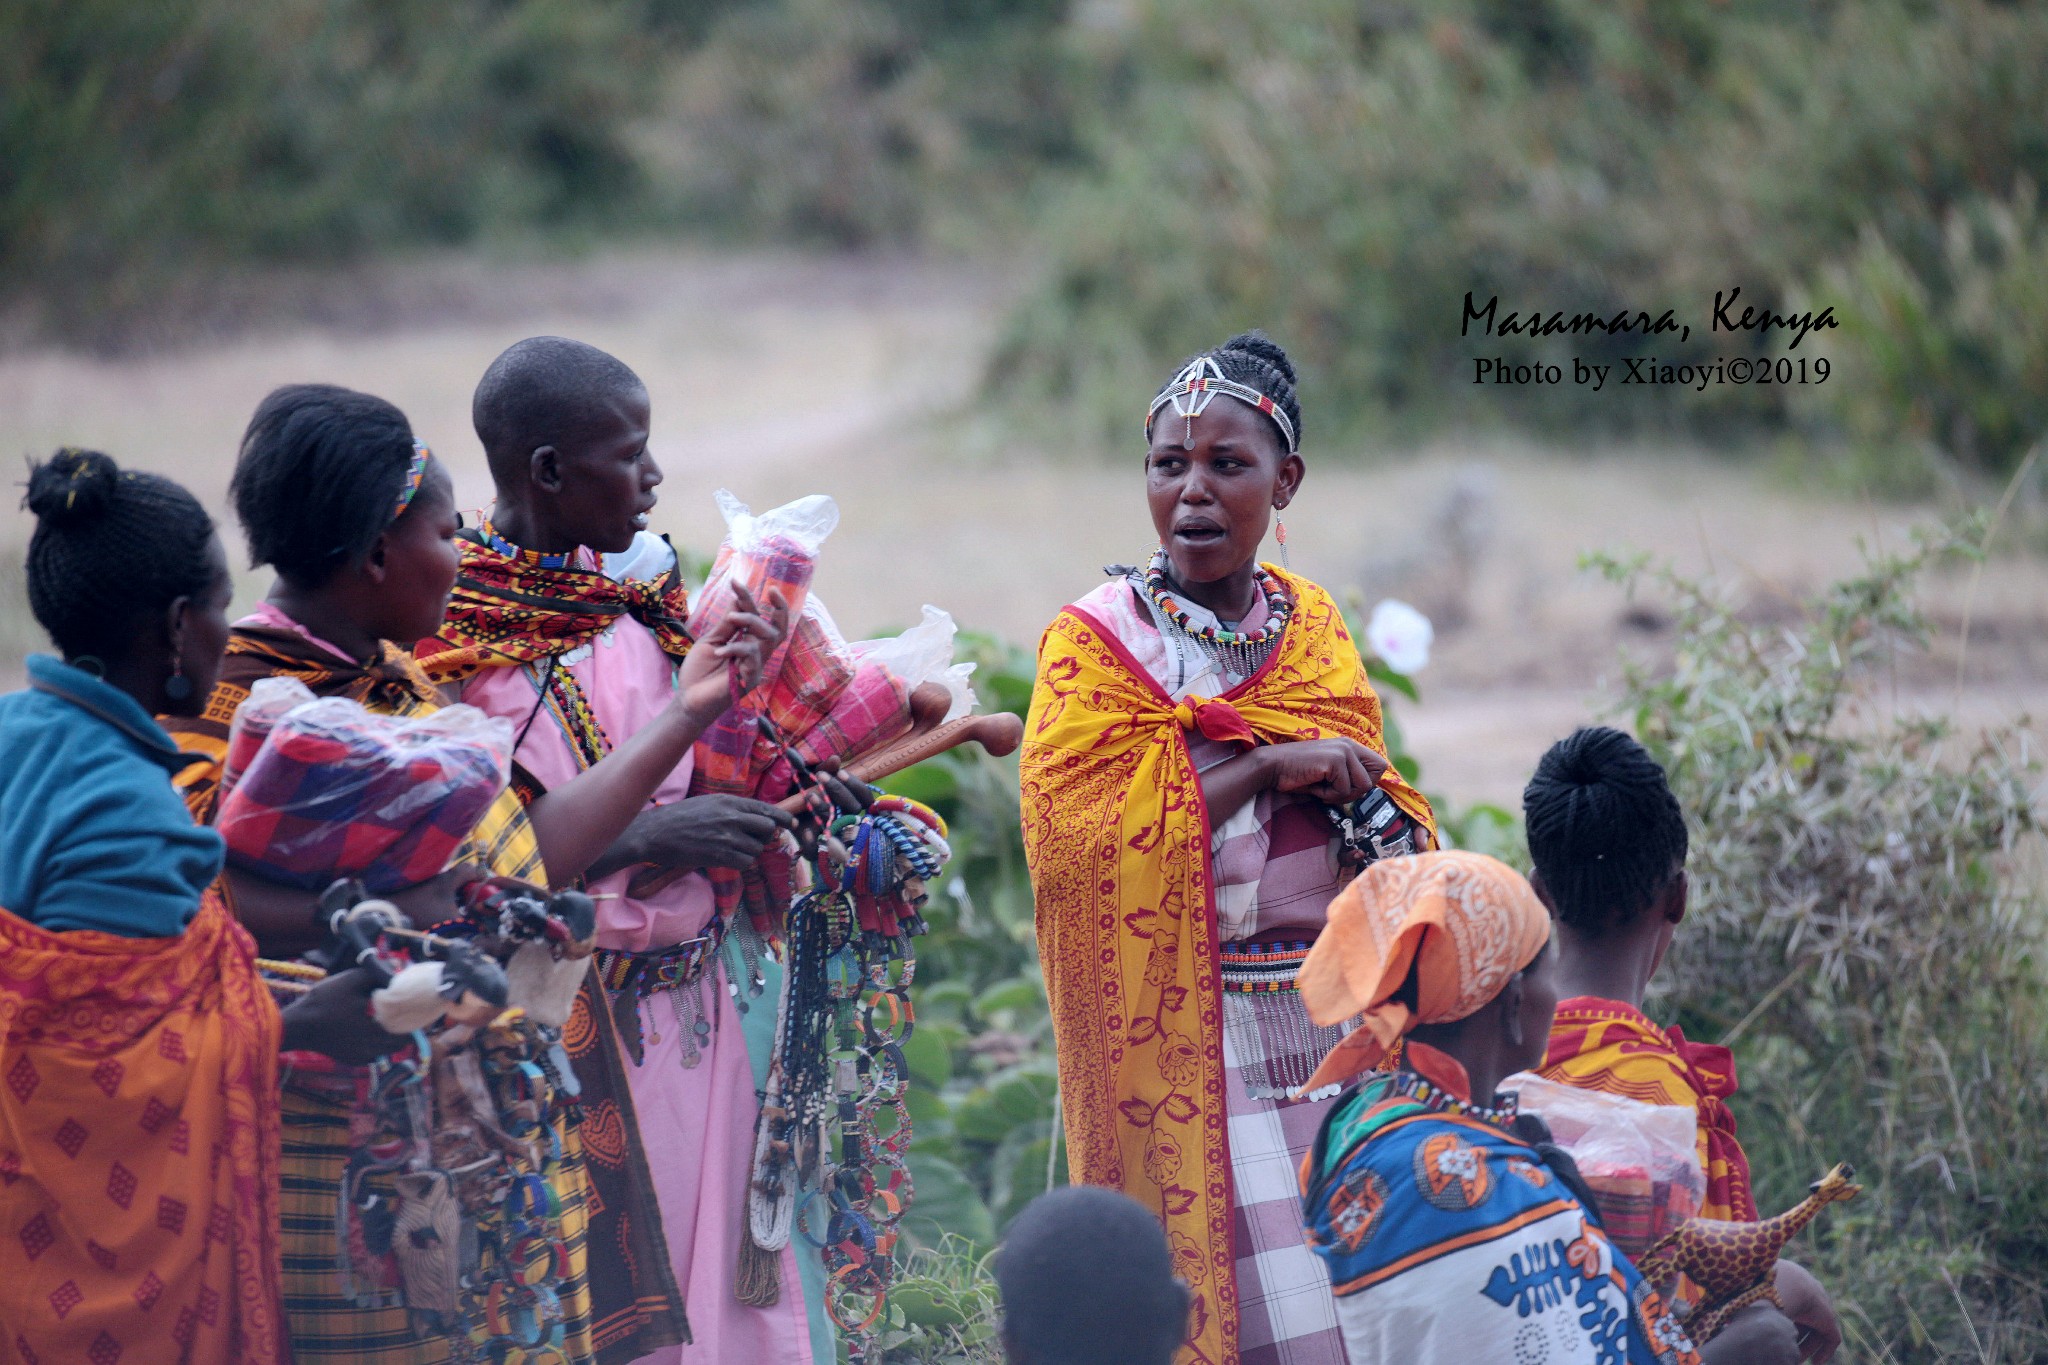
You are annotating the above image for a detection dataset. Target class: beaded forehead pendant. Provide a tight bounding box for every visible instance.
[1145,354,1299,453]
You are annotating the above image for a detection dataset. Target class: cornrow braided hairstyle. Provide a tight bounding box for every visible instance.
[1150,329,1304,454]
[22,448,218,661]
[1523,726,1689,935]
[231,384,417,586]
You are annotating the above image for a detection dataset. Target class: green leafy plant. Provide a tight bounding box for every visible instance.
[1797,183,2048,484]
[875,1234,1004,1364]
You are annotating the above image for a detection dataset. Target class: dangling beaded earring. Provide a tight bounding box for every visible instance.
[1275,514,1292,570]
[163,655,193,704]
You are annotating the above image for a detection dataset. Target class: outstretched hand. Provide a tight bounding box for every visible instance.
[676,582,790,725]
[1698,1302,1803,1365]
[627,794,797,873]
[1774,1260,1842,1363]
[791,758,875,860]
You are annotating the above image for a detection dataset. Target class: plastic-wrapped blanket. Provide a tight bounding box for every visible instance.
[1507,1071,1705,1258]
[217,691,513,893]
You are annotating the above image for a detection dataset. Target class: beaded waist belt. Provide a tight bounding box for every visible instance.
[1218,940,1313,993]
[593,921,725,999]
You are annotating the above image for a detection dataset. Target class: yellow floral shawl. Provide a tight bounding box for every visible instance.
[1021,568,1434,1365]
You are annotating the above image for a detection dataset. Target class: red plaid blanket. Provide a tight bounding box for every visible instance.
[216,696,512,893]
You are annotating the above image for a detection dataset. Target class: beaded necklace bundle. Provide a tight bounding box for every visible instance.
[742,793,949,1362]
[1136,548,1293,681]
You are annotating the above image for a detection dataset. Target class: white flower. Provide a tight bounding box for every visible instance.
[1367,599,1433,675]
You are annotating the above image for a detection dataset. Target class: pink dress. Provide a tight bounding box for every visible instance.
[459,613,815,1364]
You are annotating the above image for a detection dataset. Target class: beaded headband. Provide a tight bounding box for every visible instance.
[390,442,431,522]
[1145,354,1298,454]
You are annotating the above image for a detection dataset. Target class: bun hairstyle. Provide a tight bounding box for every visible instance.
[1522,726,1690,935]
[1151,329,1304,453]
[22,448,219,661]
[231,384,419,586]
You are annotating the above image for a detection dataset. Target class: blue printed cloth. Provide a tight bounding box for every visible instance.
[1300,1059,1702,1365]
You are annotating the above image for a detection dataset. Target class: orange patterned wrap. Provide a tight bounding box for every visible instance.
[0,893,286,1365]
[1540,997,1758,1222]
[1020,568,1433,1365]
[1296,851,1553,1096]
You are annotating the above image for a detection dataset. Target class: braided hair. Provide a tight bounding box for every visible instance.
[22,449,219,662]
[231,384,418,587]
[1523,726,1689,935]
[1151,330,1304,454]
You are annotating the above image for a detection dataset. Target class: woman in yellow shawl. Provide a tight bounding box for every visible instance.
[1021,333,1436,1365]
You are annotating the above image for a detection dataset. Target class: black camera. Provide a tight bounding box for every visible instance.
[1324,788,1423,871]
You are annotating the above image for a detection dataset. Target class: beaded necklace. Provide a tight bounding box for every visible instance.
[479,516,576,572]
[1140,548,1292,680]
[1381,1066,1520,1129]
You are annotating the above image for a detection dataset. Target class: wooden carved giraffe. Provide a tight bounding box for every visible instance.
[1634,1162,1862,1341]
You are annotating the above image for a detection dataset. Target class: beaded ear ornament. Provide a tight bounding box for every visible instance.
[1145,354,1299,453]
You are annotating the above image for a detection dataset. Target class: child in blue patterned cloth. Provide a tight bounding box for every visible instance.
[1295,851,1804,1365]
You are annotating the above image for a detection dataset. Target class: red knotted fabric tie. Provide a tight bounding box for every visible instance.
[1172,695,1257,746]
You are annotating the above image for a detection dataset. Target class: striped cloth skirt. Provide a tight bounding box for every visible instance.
[1219,941,1357,1365]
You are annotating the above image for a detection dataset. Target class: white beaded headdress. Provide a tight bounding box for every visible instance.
[1144,353,1298,453]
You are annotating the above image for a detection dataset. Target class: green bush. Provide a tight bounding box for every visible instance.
[1796,184,2048,484]
[1,0,665,330]
[985,0,2048,471]
[1595,525,2046,1362]
[640,0,1080,247]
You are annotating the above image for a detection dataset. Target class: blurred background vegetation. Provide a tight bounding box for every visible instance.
[9,0,2048,488]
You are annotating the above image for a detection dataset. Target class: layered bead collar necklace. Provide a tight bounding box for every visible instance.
[1380,1066,1520,1129]
[1134,547,1293,681]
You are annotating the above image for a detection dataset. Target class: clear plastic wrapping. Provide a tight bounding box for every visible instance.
[1507,1071,1705,1258]
[222,675,315,799]
[217,695,514,893]
[850,605,979,722]
[684,489,840,639]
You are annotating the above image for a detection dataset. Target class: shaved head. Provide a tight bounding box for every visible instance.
[997,1186,1188,1365]
[472,336,647,478]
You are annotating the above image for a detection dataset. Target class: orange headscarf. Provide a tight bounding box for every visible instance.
[1297,851,1551,1095]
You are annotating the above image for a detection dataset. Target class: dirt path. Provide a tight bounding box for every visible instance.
[3,246,2041,808]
